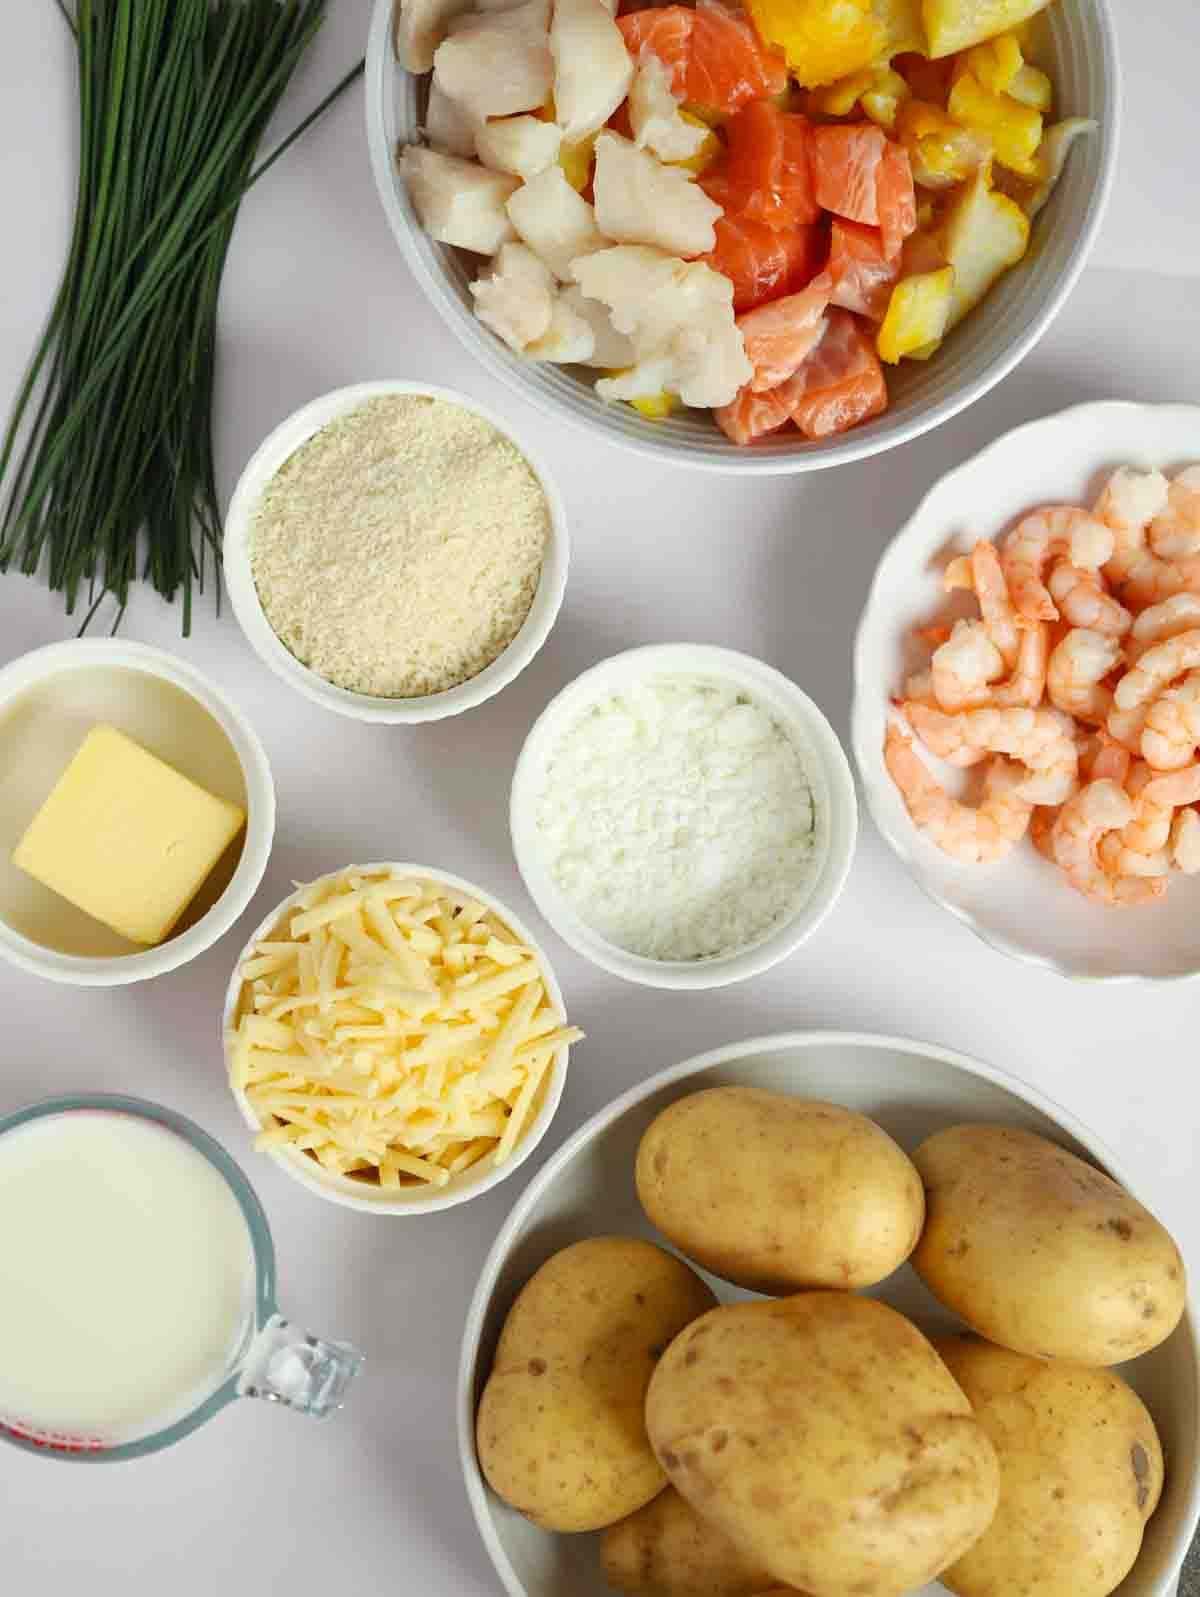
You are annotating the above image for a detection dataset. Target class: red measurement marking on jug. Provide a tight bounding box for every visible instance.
[2,1417,106,1453]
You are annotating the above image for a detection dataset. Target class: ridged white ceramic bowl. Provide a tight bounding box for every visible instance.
[366,0,1118,473]
[852,400,1200,983]
[458,1031,1200,1597]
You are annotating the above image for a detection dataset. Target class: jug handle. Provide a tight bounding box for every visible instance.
[237,1313,364,1419]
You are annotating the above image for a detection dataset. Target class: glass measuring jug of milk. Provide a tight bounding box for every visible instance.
[0,1094,363,1460]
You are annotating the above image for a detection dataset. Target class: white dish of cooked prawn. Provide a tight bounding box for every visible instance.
[852,399,1200,982]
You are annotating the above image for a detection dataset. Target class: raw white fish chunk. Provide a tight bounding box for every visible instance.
[400,146,519,254]
[474,0,552,19]
[597,307,749,406]
[445,0,552,33]
[571,244,694,332]
[592,132,721,258]
[527,295,596,362]
[395,0,471,74]
[425,77,478,158]
[475,114,563,179]
[627,55,709,164]
[572,245,751,407]
[506,165,609,280]
[558,285,636,367]
[677,309,752,408]
[550,0,633,143]
[470,242,556,350]
[434,3,553,121]
[470,249,600,363]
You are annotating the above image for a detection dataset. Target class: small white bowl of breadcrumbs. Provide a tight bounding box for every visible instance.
[224,381,568,723]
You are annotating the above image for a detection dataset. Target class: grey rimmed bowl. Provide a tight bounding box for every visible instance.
[366,0,1119,473]
[457,1030,1199,1597]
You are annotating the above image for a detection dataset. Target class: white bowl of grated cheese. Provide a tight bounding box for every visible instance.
[511,644,857,989]
[221,862,577,1214]
[223,381,568,724]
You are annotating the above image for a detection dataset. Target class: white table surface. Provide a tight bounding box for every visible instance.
[1,1,1198,1591]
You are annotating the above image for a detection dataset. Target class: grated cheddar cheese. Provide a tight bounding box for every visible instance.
[228,869,580,1187]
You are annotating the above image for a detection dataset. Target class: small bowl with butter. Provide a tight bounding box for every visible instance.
[0,639,275,986]
[222,863,579,1214]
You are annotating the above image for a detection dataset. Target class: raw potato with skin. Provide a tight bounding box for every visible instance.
[912,1124,1187,1365]
[600,1486,780,1597]
[644,1293,1000,1597]
[935,1335,1165,1597]
[635,1087,925,1294]
[475,1237,715,1533]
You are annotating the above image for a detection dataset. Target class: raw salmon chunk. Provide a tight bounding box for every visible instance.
[736,270,832,390]
[690,0,788,109]
[877,139,916,259]
[618,0,787,116]
[618,7,692,97]
[827,218,898,319]
[699,166,733,208]
[718,101,819,229]
[778,306,888,437]
[714,383,793,444]
[706,215,822,311]
[811,123,888,224]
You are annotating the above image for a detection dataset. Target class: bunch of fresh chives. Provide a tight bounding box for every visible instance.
[0,0,362,632]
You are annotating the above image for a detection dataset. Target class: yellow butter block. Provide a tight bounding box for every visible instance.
[12,724,246,946]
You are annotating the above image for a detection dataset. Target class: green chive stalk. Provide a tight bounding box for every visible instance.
[0,0,364,632]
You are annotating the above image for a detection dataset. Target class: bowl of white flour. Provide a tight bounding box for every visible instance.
[510,644,857,989]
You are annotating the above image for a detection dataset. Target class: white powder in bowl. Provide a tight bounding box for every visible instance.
[533,675,822,961]
[249,394,550,698]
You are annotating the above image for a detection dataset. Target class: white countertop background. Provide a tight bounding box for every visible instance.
[1,0,1198,1589]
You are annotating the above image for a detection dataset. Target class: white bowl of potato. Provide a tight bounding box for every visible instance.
[458,1031,1198,1597]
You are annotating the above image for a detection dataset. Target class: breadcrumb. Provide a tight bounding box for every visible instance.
[250,395,549,698]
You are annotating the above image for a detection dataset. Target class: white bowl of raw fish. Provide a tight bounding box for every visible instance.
[366,0,1117,472]
[851,400,1200,983]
